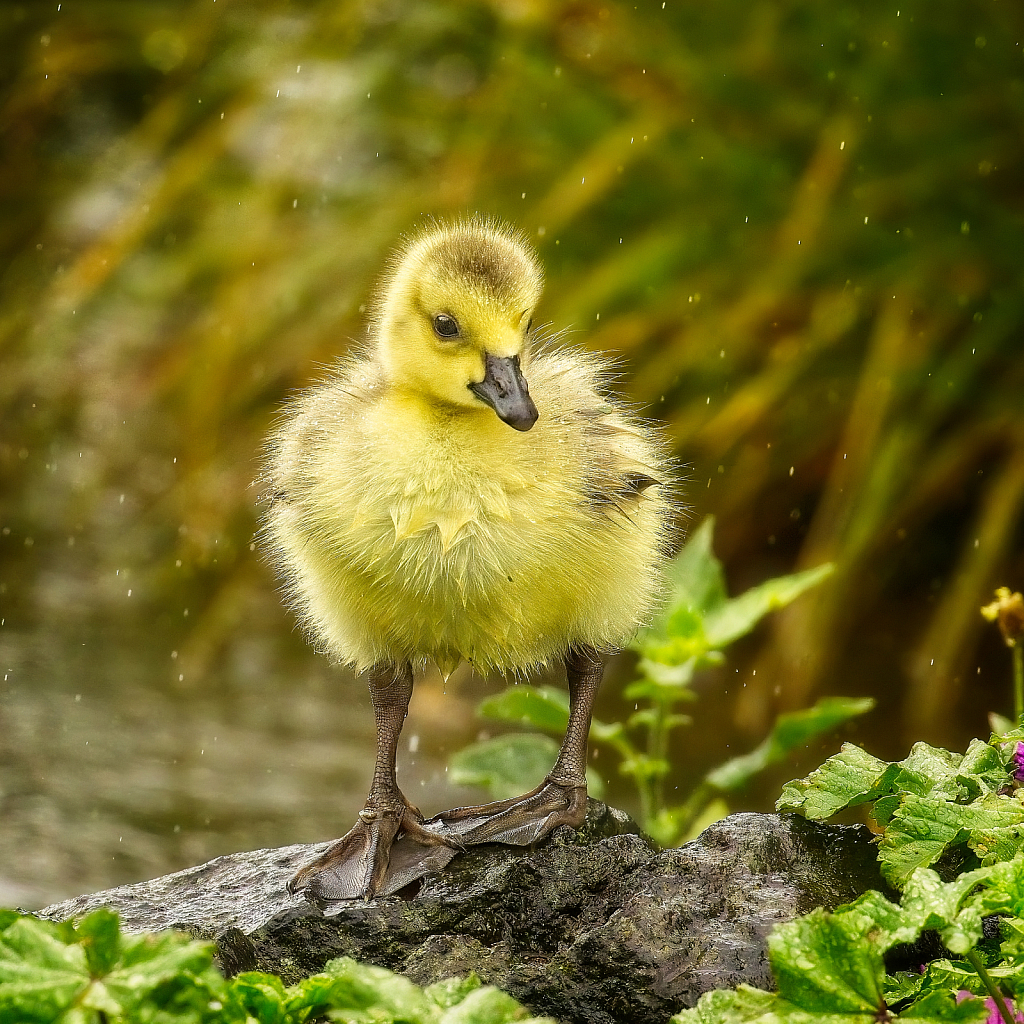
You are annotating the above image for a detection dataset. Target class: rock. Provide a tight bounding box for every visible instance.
[41,804,891,1024]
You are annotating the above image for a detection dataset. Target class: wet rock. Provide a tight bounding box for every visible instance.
[42,804,891,1024]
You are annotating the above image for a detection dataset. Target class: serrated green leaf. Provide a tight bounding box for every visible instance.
[103,931,216,1011]
[768,907,886,1014]
[1000,917,1024,957]
[437,985,528,1024]
[322,956,437,1024]
[703,562,834,649]
[476,687,569,735]
[448,733,604,801]
[425,975,482,1011]
[899,867,990,954]
[970,824,1024,866]
[231,971,289,1024]
[880,793,1024,887]
[776,743,892,819]
[0,917,90,1024]
[670,984,779,1023]
[707,698,874,792]
[75,908,121,977]
[873,794,902,827]
[884,743,964,800]
[287,970,363,1016]
[883,970,925,1004]
[914,958,1020,1000]
[954,739,1008,800]
[835,889,919,952]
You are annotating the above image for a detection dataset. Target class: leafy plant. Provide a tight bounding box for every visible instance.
[450,517,873,845]
[677,721,1024,1021]
[0,908,554,1024]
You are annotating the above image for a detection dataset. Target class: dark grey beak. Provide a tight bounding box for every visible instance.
[468,353,539,432]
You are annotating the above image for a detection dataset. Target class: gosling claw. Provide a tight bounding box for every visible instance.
[426,777,587,847]
[288,804,455,903]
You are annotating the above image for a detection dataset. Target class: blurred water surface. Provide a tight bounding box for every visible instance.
[2,0,1023,904]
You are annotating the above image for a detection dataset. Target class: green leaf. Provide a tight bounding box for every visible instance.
[836,889,919,952]
[0,917,89,1024]
[883,970,925,1004]
[635,657,698,690]
[970,824,1024,867]
[768,908,886,1014]
[103,930,216,1011]
[287,970,364,1018]
[476,687,570,735]
[437,985,529,1024]
[448,733,603,800]
[0,911,216,1024]
[880,793,1024,887]
[425,975,483,1011]
[670,985,780,1023]
[231,971,290,1024]
[990,712,1017,738]
[662,517,728,617]
[885,743,966,800]
[75,908,121,977]
[702,562,835,650]
[322,956,437,1024]
[707,698,874,793]
[776,742,892,819]
[954,739,1009,800]
[450,733,559,800]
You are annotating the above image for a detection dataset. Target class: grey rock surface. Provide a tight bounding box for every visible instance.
[42,803,891,1024]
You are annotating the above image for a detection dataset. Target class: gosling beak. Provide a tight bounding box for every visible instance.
[468,353,539,432]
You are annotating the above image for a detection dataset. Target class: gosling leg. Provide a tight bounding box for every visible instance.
[288,661,453,902]
[428,646,602,844]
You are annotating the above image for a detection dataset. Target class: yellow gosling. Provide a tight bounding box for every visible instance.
[263,217,676,902]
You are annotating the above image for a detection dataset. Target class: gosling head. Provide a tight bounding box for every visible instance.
[373,218,543,431]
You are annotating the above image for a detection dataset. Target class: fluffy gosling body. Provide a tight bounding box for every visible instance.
[263,218,675,901]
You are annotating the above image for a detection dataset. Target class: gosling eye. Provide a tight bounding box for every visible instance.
[526,318,533,335]
[432,314,460,339]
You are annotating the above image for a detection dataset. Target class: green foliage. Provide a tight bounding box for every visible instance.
[448,732,605,801]
[778,735,1024,887]
[679,728,1024,1022]
[0,909,554,1024]
[452,517,868,844]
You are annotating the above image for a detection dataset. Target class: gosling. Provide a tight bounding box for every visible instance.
[263,217,674,902]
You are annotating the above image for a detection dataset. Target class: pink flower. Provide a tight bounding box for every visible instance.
[1012,742,1024,784]
[956,990,1024,1023]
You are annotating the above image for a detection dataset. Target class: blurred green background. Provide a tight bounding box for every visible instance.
[1,0,1023,907]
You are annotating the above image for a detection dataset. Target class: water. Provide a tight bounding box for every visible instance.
[0,621,490,909]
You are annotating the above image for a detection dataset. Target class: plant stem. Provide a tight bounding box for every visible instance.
[1014,645,1023,727]
[965,948,1016,1024]
[649,700,668,818]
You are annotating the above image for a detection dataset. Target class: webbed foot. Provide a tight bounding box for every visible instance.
[288,803,454,902]
[426,776,588,846]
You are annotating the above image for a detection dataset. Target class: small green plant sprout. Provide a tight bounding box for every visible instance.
[982,588,1024,727]
[450,517,873,846]
[0,907,554,1023]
